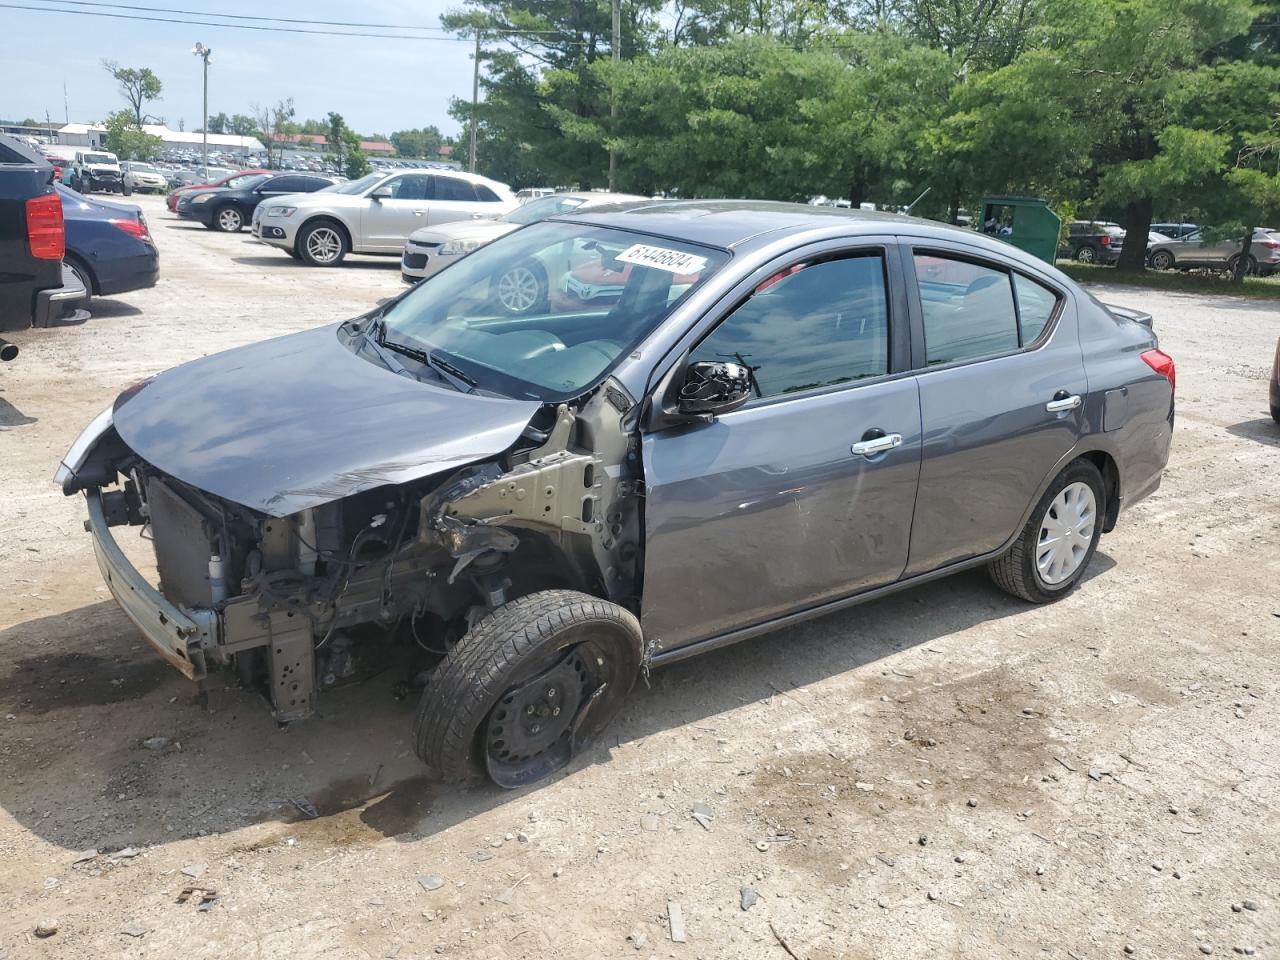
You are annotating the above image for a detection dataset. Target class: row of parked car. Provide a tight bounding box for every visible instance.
[1,135,159,359]
[1060,219,1280,275]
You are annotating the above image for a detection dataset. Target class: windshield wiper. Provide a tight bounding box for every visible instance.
[369,319,476,392]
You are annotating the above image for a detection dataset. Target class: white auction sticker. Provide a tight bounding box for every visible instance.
[615,244,708,275]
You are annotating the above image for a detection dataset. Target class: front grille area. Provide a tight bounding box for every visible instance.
[146,477,217,608]
[403,252,429,270]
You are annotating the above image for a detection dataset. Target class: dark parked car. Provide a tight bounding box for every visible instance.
[166,168,269,212]
[58,202,1174,788]
[57,184,159,299]
[0,134,89,352]
[1151,222,1198,240]
[1059,220,1125,264]
[177,173,335,232]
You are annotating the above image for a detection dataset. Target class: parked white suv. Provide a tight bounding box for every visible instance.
[120,162,169,195]
[253,169,516,266]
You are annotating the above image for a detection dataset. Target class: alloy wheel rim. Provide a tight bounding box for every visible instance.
[1078,247,1095,263]
[1036,481,1096,585]
[307,227,341,263]
[497,266,539,313]
[219,208,241,231]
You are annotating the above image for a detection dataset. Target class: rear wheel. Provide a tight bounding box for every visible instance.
[65,256,94,298]
[297,220,348,266]
[1227,253,1256,277]
[989,459,1105,603]
[1074,245,1098,264]
[413,590,642,788]
[212,205,243,233]
[1149,250,1174,271]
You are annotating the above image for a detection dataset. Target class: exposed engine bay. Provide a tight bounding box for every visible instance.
[75,382,643,723]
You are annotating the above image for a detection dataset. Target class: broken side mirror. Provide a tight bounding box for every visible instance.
[676,360,753,417]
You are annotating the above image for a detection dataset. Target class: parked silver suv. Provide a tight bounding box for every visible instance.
[253,168,517,266]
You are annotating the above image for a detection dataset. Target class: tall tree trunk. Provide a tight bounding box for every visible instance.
[1115,196,1154,273]
[848,169,869,209]
[947,179,961,226]
[1231,226,1255,284]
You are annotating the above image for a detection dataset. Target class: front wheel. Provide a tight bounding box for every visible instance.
[212,205,243,232]
[297,220,348,266]
[1149,251,1174,271]
[413,590,642,788]
[988,459,1105,603]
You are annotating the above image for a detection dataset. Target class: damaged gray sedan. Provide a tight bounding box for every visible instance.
[57,201,1174,788]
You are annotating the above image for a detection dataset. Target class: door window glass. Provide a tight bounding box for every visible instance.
[1013,273,1059,344]
[433,177,479,202]
[914,253,1019,365]
[386,175,431,200]
[266,176,305,193]
[690,255,889,401]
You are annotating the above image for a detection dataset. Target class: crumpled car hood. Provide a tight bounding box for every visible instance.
[112,323,540,517]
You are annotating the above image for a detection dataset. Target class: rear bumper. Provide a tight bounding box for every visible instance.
[96,250,160,296]
[33,263,91,326]
[85,487,217,680]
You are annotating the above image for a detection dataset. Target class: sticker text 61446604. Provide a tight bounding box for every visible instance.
[615,244,709,275]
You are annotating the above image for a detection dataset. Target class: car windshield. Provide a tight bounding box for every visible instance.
[130,163,158,173]
[331,172,383,195]
[376,221,728,401]
[85,153,115,164]
[502,195,588,225]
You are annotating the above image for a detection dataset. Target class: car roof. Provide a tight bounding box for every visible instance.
[389,168,503,185]
[551,199,973,251]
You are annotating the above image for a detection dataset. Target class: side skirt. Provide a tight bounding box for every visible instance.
[648,545,1011,669]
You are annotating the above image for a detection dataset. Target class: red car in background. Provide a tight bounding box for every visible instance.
[166,169,269,212]
[48,157,70,182]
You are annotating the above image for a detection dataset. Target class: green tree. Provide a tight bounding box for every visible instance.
[390,126,445,158]
[229,113,257,137]
[205,112,229,135]
[101,61,163,125]
[326,112,371,179]
[102,109,163,159]
[253,98,296,169]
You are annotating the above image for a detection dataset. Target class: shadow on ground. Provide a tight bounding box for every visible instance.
[88,299,143,319]
[0,395,37,427]
[0,553,1115,852]
[1226,416,1280,446]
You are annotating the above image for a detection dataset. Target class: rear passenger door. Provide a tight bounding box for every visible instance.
[902,247,1086,576]
[641,245,923,651]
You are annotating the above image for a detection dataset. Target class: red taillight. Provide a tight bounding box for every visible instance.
[1099,235,1111,246]
[109,216,149,241]
[1260,240,1280,250]
[25,193,64,260]
[1141,348,1175,391]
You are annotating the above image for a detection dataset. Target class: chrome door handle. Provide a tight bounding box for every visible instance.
[851,433,903,456]
[413,210,426,216]
[1045,394,1082,413]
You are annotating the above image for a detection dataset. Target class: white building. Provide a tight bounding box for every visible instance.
[54,122,264,153]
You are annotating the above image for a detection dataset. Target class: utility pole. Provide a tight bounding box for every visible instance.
[608,0,620,191]
[63,82,69,125]
[45,109,54,143]
[193,43,212,175]
[469,30,481,173]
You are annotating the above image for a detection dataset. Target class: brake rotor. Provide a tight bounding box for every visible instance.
[484,647,596,788]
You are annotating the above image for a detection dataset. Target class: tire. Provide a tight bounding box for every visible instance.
[1074,245,1098,264]
[122,183,133,197]
[65,256,95,298]
[988,458,1105,604]
[495,259,548,315]
[212,205,243,233]
[1227,254,1256,277]
[287,247,303,260]
[1149,250,1174,271]
[413,589,643,788]
[297,219,348,266]
[1272,403,1280,425]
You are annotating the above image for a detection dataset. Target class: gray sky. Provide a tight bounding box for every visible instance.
[0,1,476,137]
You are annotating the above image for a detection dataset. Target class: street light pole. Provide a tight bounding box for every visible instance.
[192,43,212,176]
[469,30,480,173]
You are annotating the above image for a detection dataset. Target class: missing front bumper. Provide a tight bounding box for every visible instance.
[85,487,218,680]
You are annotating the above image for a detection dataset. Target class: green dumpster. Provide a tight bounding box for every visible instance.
[978,196,1061,265]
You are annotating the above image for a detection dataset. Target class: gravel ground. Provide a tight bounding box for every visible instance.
[0,195,1277,959]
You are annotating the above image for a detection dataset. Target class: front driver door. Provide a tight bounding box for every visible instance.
[362,174,432,251]
[640,249,923,654]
